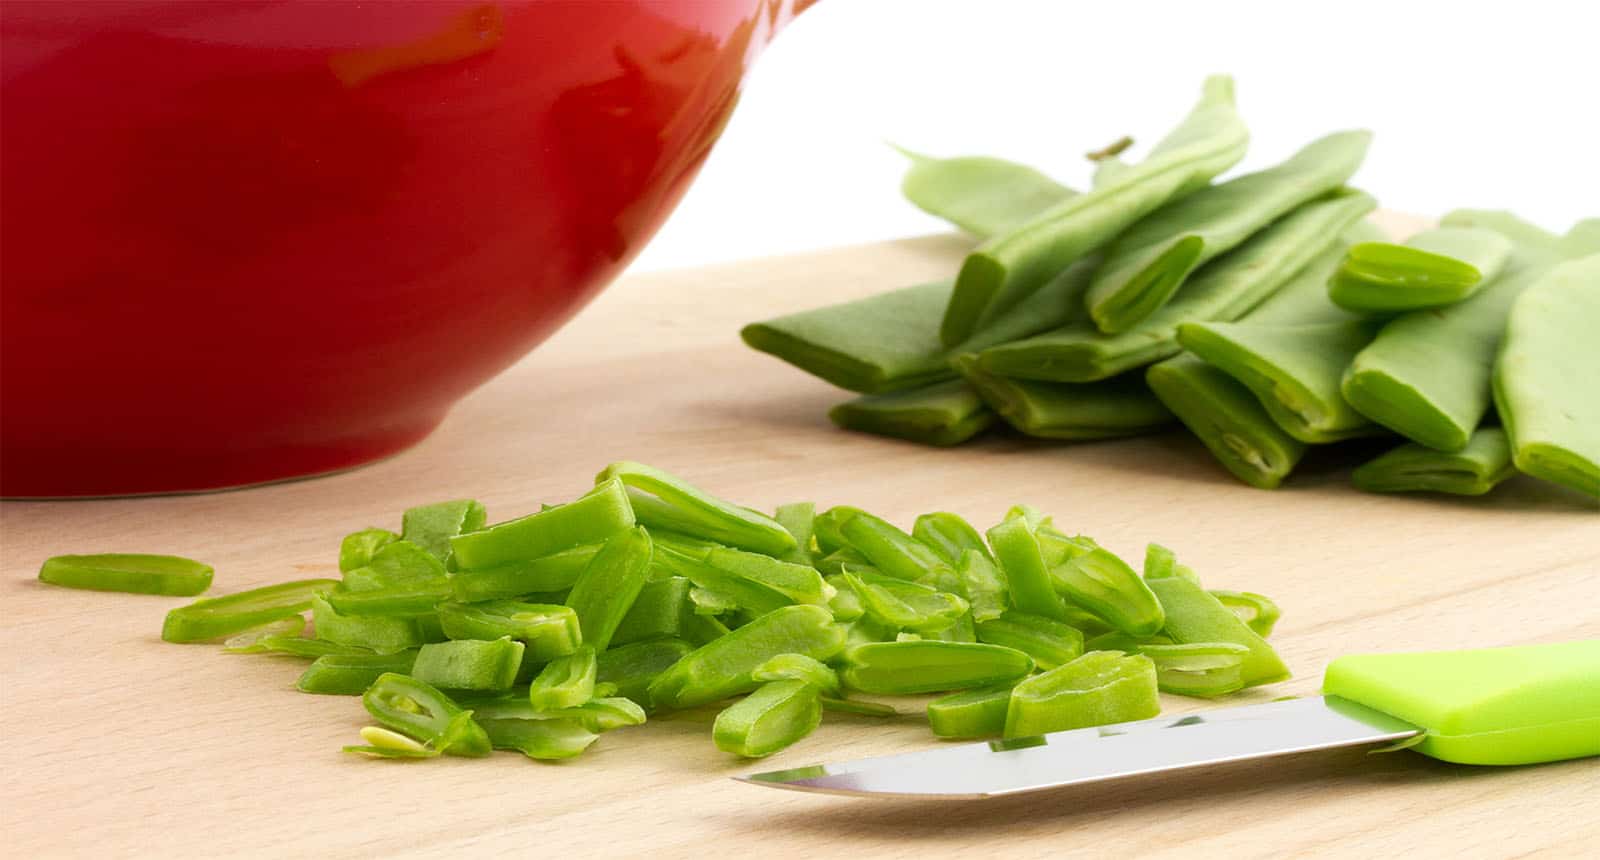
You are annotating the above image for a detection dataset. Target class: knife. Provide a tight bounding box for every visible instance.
[738,640,1600,798]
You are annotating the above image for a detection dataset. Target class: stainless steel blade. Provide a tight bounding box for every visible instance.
[737,695,1420,799]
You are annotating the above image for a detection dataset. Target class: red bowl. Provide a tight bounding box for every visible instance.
[1,0,803,496]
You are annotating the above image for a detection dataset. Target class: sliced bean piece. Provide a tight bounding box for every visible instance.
[829,379,995,447]
[823,574,865,622]
[648,605,846,710]
[610,576,693,647]
[341,540,448,593]
[821,697,899,717]
[987,516,1068,622]
[975,611,1085,670]
[837,510,954,583]
[1561,219,1600,257]
[596,638,694,709]
[528,645,598,711]
[599,461,794,556]
[843,571,969,633]
[844,615,900,647]
[446,544,598,603]
[955,357,1173,440]
[955,549,1008,623]
[703,548,830,606]
[450,478,634,570]
[895,147,1078,238]
[1086,131,1372,333]
[913,512,993,567]
[361,673,490,757]
[412,637,524,692]
[1147,576,1289,687]
[1049,545,1165,637]
[1343,248,1553,452]
[296,652,418,695]
[466,696,646,733]
[38,553,213,597]
[1004,651,1160,738]
[222,616,307,652]
[326,580,450,617]
[773,502,817,566]
[161,578,339,643]
[978,189,1376,382]
[1208,591,1281,638]
[1137,642,1248,697]
[400,499,486,566]
[1492,255,1600,498]
[691,585,742,616]
[921,613,977,642]
[481,717,598,760]
[927,683,1016,739]
[1328,227,1513,312]
[228,635,370,659]
[1439,209,1566,256]
[311,595,423,655]
[714,680,823,758]
[564,526,653,651]
[941,75,1247,346]
[661,546,809,615]
[1352,426,1518,496]
[841,641,1033,695]
[340,528,399,573]
[752,653,842,696]
[435,601,581,661]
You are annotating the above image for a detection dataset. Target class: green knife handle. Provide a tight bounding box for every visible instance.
[1323,640,1600,765]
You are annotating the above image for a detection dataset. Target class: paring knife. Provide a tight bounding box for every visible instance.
[739,640,1600,799]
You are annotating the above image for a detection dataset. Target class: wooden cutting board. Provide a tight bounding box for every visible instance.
[4,217,1597,858]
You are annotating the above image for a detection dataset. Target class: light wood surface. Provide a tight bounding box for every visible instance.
[4,217,1597,859]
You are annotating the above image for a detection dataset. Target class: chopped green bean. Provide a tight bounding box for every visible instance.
[955,549,1008,623]
[660,545,806,616]
[941,76,1247,346]
[773,502,817,566]
[161,578,338,643]
[465,695,646,732]
[713,680,823,758]
[895,147,1077,238]
[829,380,995,447]
[611,577,694,646]
[1004,651,1160,737]
[843,570,969,633]
[1085,131,1371,333]
[596,638,695,708]
[326,580,450,617]
[913,512,992,567]
[411,637,524,692]
[598,461,795,556]
[310,595,423,655]
[648,605,846,710]
[481,717,598,760]
[1207,591,1281,638]
[1352,426,1518,496]
[339,528,399,573]
[1138,641,1249,697]
[821,697,899,717]
[38,552,214,597]
[1328,227,1513,312]
[450,478,635,570]
[927,683,1017,739]
[343,540,449,592]
[296,652,418,695]
[435,600,581,661]
[823,574,865,622]
[1147,575,1288,687]
[975,611,1085,670]
[1047,544,1164,637]
[1436,209,1566,256]
[228,634,370,659]
[987,516,1068,622]
[528,645,598,711]
[400,499,486,566]
[1493,254,1600,498]
[682,611,734,646]
[221,616,306,652]
[446,544,599,603]
[751,654,842,696]
[360,673,490,757]
[956,357,1173,439]
[841,640,1033,695]
[564,527,653,651]
[837,509,954,583]
[814,547,869,577]
[692,584,744,617]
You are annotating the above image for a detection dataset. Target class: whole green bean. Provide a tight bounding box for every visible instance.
[296,651,419,695]
[978,190,1376,382]
[940,76,1247,346]
[894,147,1077,238]
[599,461,795,556]
[1004,650,1159,737]
[38,553,213,597]
[648,605,846,710]
[161,578,338,643]
[829,379,995,447]
[564,526,653,652]
[841,640,1033,695]
[955,356,1173,440]
[1085,130,1372,333]
[1351,426,1518,496]
[713,679,823,758]
[1492,254,1600,498]
[450,478,634,570]
[926,683,1016,739]
[1328,227,1513,312]
[400,499,487,566]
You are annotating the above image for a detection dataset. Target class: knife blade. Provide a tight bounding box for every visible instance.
[738,695,1420,799]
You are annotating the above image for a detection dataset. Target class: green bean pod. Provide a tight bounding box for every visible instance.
[1206,591,1281,638]
[564,526,653,651]
[713,680,823,758]
[833,509,954,583]
[773,502,817,566]
[161,578,338,643]
[339,528,399,573]
[829,379,995,447]
[648,605,846,709]
[842,570,969,633]
[975,611,1085,670]
[227,634,370,659]
[926,683,1016,739]
[913,512,993,567]
[528,645,598,711]
[446,544,599,603]
[600,461,796,556]
[987,515,1068,622]
[1049,546,1165,637]
[361,673,490,757]
[435,601,581,662]
[1004,651,1160,738]
[751,654,842,696]
[311,595,424,655]
[38,553,214,597]
[955,549,1008,623]
[894,147,1077,238]
[450,478,635,570]
[956,356,1173,440]
[480,717,598,760]
[326,580,450,617]
[411,637,524,692]
[1352,427,1518,496]
[1328,227,1513,312]
[400,499,487,567]
[1147,576,1288,687]
[296,652,419,696]
[609,577,694,647]
[596,638,695,709]
[841,640,1033,695]
[1138,642,1250,697]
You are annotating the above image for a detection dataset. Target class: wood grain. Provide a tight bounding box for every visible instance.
[3,216,1596,859]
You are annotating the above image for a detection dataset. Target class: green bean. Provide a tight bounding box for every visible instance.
[954,356,1173,440]
[610,576,693,647]
[829,379,995,447]
[978,189,1376,382]
[528,645,597,711]
[842,570,969,633]
[221,616,306,652]
[955,549,1009,623]
[1207,590,1281,638]
[1328,227,1513,312]
[161,578,338,643]
[1084,630,1174,652]
[1004,651,1160,737]
[837,509,954,583]
[821,697,899,717]
[595,638,694,708]
[411,637,524,692]
[1343,248,1554,452]
[823,574,865,621]
[752,653,842,696]
[1146,576,1288,687]
[227,634,370,659]
[974,611,1085,670]
[1085,131,1372,333]
[648,605,846,709]
[913,512,993,567]
[666,545,828,614]
[446,544,599,603]
[926,683,1016,739]
[599,461,795,556]
[564,526,653,651]
[894,147,1077,238]
[1048,543,1165,637]
[450,478,634,570]
[1137,642,1249,698]
[480,718,598,760]
[1351,426,1518,496]
[1436,209,1566,256]
[326,581,450,618]
[38,553,213,597]
[841,640,1033,695]
[461,695,647,733]
[341,540,449,594]
[311,595,423,655]
[986,516,1068,622]
[1492,254,1600,498]
[1561,218,1600,257]
[339,528,398,573]
[940,75,1247,346]
[359,673,490,757]
[1177,317,1386,443]
[296,651,418,695]
[773,502,817,566]
[400,500,486,567]
[922,612,978,643]
[435,601,581,661]
[713,679,823,758]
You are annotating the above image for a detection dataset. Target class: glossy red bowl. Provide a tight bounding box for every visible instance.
[1,0,804,496]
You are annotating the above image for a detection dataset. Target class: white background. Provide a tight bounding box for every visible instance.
[630,0,1598,273]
